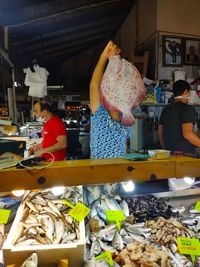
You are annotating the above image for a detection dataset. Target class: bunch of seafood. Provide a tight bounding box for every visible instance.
[12,187,82,246]
[114,242,172,267]
[126,195,173,222]
[87,221,153,259]
[179,210,200,238]
[145,217,196,248]
[84,184,198,267]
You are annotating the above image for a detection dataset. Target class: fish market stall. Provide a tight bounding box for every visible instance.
[0,157,199,266]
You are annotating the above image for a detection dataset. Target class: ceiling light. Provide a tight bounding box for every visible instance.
[121,181,135,192]
[12,190,25,197]
[51,186,65,196]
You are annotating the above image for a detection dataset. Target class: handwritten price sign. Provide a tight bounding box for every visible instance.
[177,238,200,263]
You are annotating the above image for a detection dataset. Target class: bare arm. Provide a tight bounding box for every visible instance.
[34,135,67,157]
[90,41,121,115]
[158,124,165,148]
[182,123,200,147]
[90,55,108,115]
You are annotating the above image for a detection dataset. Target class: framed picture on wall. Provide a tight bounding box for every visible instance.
[162,35,183,66]
[183,38,200,65]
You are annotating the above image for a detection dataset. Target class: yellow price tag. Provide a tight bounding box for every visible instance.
[106,210,125,230]
[62,199,74,209]
[69,202,90,222]
[177,238,200,263]
[195,201,200,212]
[95,251,114,266]
[0,209,11,224]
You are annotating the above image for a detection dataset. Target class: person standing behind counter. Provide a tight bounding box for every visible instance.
[31,101,67,161]
[158,80,200,153]
[89,41,132,159]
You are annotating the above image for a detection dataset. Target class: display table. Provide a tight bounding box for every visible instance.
[0,156,200,191]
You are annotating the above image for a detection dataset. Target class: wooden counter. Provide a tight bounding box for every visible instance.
[0,156,199,191]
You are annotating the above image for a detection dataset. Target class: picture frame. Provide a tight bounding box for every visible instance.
[162,35,183,66]
[183,38,200,65]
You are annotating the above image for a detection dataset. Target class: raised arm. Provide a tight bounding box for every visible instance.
[90,41,121,115]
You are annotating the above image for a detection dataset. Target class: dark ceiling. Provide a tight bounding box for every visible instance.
[0,0,135,98]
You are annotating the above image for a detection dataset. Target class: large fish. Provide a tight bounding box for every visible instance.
[100,55,146,126]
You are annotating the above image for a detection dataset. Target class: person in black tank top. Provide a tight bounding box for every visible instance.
[158,80,200,153]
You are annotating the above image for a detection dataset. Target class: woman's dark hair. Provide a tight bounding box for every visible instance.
[173,80,190,97]
[39,101,54,113]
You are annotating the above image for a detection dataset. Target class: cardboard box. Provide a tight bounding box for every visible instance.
[3,204,86,267]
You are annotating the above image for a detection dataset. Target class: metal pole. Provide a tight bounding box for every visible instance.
[4,26,9,50]
[12,68,17,122]
[7,88,14,120]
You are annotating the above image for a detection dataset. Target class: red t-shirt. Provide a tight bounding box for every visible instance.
[41,116,67,161]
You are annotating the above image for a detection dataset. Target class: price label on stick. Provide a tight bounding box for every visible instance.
[195,201,200,212]
[69,202,90,222]
[106,210,125,230]
[0,209,11,224]
[62,199,74,209]
[177,238,200,263]
[95,251,114,266]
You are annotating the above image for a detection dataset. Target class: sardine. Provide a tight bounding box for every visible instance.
[41,207,59,217]
[25,214,38,224]
[90,240,102,258]
[47,200,62,216]
[112,231,124,251]
[61,232,76,244]
[31,198,46,206]
[120,200,129,217]
[105,198,121,211]
[96,207,106,222]
[53,219,65,244]
[25,202,38,213]
[98,240,118,254]
[125,223,149,238]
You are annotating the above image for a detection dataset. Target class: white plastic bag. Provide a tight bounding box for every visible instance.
[189,90,200,105]
[168,178,195,191]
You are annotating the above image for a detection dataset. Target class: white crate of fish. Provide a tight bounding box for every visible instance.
[3,187,86,267]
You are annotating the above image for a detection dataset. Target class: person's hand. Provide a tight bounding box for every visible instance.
[29,144,41,155]
[34,148,44,157]
[101,40,121,60]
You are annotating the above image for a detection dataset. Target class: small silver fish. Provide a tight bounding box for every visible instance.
[120,200,129,217]
[125,223,149,238]
[61,232,76,244]
[105,198,121,211]
[53,219,65,244]
[98,240,118,254]
[172,206,185,213]
[90,240,102,258]
[25,202,38,213]
[112,231,124,251]
[47,200,61,216]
